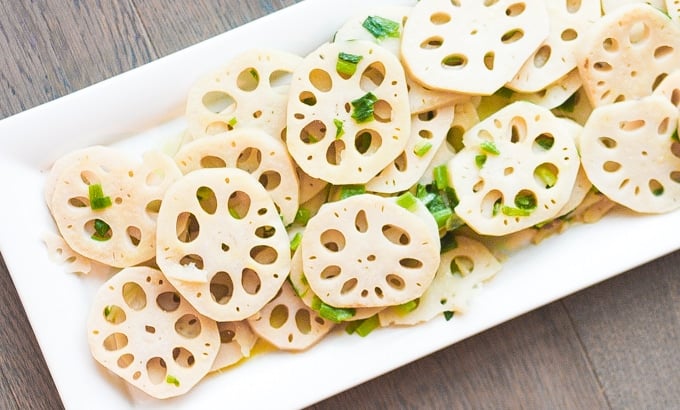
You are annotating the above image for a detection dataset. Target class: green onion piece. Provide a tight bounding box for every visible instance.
[312,296,355,323]
[445,187,459,209]
[394,299,418,316]
[501,206,532,217]
[166,375,180,387]
[653,186,664,196]
[413,141,433,157]
[535,164,557,188]
[495,87,514,99]
[440,231,458,253]
[395,192,418,211]
[362,15,401,40]
[350,92,378,123]
[88,183,112,210]
[515,193,537,210]
[354,314,381,337]
[480,141,500,155]
[339,184,366,200]
[492,199,502,216]
[557,92,578,113]
[672,129,679,142]
[333,118,345,139]
[433,165,449,190]
[336,52,363,77]
[432,207,454,229]
[535,135,555,150]
[91,219,111,241]
[344,320,362,335]
[290,232,303,251]
[294,207,311,226]
[443,311,455,321]
[475,154,487,168]
[228,116,238,127]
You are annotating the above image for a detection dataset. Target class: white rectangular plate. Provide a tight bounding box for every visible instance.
[1,0,679,408]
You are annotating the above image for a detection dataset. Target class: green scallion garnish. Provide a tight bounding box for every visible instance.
[480,141,500,155]
[339,184,366,200]
[396,191,418,211]
[91,219,111,241]
[535,164,557,188]
[413,141,433,157]
[336,52,363,77]
[350,92,378,123]
[433,165,449,190]
[475,154,487,168]
[166,375,180,387]
[443,311,455,321]
[312,296,355,323]
[394,299,418,316]
[361,16,401,40]
[334,118,345,139]
[290,232,303,252]
[88,183,112,210]
[294,207,312,226]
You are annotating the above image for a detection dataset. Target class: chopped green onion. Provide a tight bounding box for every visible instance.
[350,92,378,123]
[88,183,112,210]
[535,135,555,150]
[294,207,312,226]
[495,87,514,99]
[339,184,366,199]
[91,219,111,241]
[413,141,433,157]
[394,299,418,316]
[344,320,362,335]
[336,52,363,77]
[354,314,381,337]
[480,141,500,155]
[515,193,537,210]
[432,207,454,229]
[312,296,355,323]
[501,206,532,217]
[333,118,345,139]
[535,164,557,188]
[362,16,401,40]
[228,116,238,128]
[249,68,259,81]
[443,311,455,321]
[492,199,502,216]
[166,375,180,387]
[475,154,487,168]
[672,129,679,143]
[556,92,577,113]
[440,231,458,253]
[290,232,302,251]
[396,192,418,211]
[433,165,449,190]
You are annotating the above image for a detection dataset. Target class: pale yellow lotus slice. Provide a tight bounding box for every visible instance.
[87,266,220,399]
[400,0,549,95]
[286,40,411,184]
[48,146,182,267]
[173,128,299,225]
[156,168,290,321]
[301,193,440,308]
[247,281,335,351]
[210,320,258,372]
[185,48,302,140]
[579,95,680,213]
[653,69,680,110]
[577,4,680,107]
[507,1,600,93]
[449,101,580,236]
[379,235,501,326]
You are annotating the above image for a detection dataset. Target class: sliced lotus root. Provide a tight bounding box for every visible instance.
[602,0,666,14]
[449,101,580,236]
[185,48,302,140]
[380,235,501,326]
[507,1,601,93]
[510,69,583,110]
[247,281,334,351]
[577,4,680,107]
[334,6,468,114]
[286,40,411,184]
[42,231,95,275]
[173,128,299,225]
[653,69,680,110]
[301,193,440,308]
[400,0,549,95]
[289,246,383,321]
[210,320,258,372]
[667,0,680,23]
[579,95,680,213]
[86,266,220,399]
[156,168,290,321]
[297,167,328,205]
[366,105,455,193]
[47,146,182,267]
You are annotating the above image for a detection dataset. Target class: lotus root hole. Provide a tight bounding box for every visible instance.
[269,70,293,94]
[219,328,236,343]
[341,278,358,294]
[146,357,167,385]
[146,200,161,215]
[126,226,141,247]
[309,68,332,92]
[68,196,88,208]
[175,314,202,339]
[561,29,578,42]
[103,305,126,325]
[381,224,410,245]
[399,258,423,269]
[103,332,128,351]
[320,265,341,280]
[176,212,200,243]
[501,29,524,44]
[228,190,251,219]
[447,126,465,153]
[80,170,98,185]
[394,152,407,172]
[657,117,671,135]
[295,309,312,334]
[210,272,234,305]
[200,155,227,168]
[156,292,181,312]
[355,210,369,233]
[619,119,645,131]
[670,171,680,183]
[250,245,278,265]
[430,12,451,25]
[202,91,236,114]
[354,130,381,154]
[237,67,260,92]
[270,304,289,329]
[509,117,527,143]
[258,171,281,191]
[180,254,204,270]
[85,219,112,241]
[386,274,405,290]
[534,163,559,188]
[117,353,134,369]
[505,2,525,16]
[481,190,504,218]
[300,120,327,144]
[299,90,317,106]
[236,147,262,173]
[442,54,467,70]
[533,46,551,68]
[602,37,618,52]
[122,282,147,311]
[629,22,650,45]
[452,256,475,276]
[421,36,444,49]
[533,133,555,151]
[320,229,346,252]
[326,139,345,166]
[241,268,262,295]
[255,225,276,239]
[359,62,385,92]
[172,347,196,368]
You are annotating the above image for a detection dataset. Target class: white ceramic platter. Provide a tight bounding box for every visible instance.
[1,0,679,408]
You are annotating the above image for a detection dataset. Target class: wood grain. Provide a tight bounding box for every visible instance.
[0,1,678,409]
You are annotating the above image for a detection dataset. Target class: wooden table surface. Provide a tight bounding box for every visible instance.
[1,1,678,409]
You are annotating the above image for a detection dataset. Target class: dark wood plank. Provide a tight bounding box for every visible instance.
[0,0,155,119]
[131,0,301,57]
[563,251,680,409]
[309,302,608,410]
